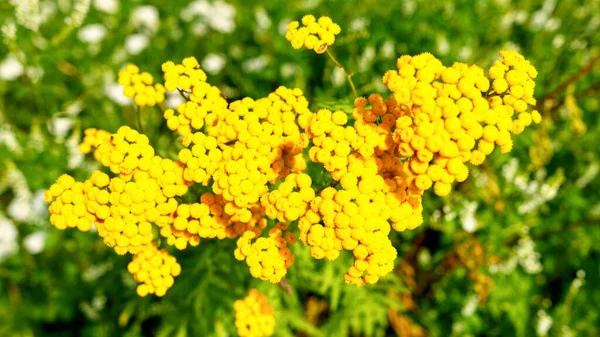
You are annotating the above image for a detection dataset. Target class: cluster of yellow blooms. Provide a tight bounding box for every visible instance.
[128,244,182,297]
[382,50,541,197]
[286,15,341,54]
[118,64,166,107]
[234,289,275,337]
[46,14,542,336]
[234,223,296,283]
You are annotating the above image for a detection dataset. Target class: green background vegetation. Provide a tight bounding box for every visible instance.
[1,0,599,336]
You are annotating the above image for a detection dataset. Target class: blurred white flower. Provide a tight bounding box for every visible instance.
[436,35,450,55]
[93,0,117,14]
[78,24,107,44]
[280,63,300,77]
[8,197,32,223]
[0,54,24,81]
[242,55,268,73]
[181,0,236,33]
[202,54,226,74]
[0,216,18,262]
[24,231,47,254]
[67,132,84,169]
[165,91,185,109]
[536,310,553,337]
[255,7,271,32]
[48,117,74,139]
[516,234,542,274]
[209,1,236,33]
[2,22,17,42]
[65,0,91,28]
[278,19,290,36]
[331,67,345,87]
[380,40,395,58]
[460,201,478,233]
[461,294,479,317]
[125,34,149,55]
[358,46,375,72]
[0,125,22,154]
[545,18,561,31]
[104,83,132,106]
[403,0,416,15]
[191,22,208,37]
[131,5,159,33]
[349,18,368,32]
[552,35,565,49]
[502,158,519,183]
[457,45,472,61]
[10,0,42,32]
[31,190,48,219]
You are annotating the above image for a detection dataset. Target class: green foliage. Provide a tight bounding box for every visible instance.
[1,0,600,336]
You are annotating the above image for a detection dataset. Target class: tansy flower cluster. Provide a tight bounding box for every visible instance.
[234,223,296,283]
[128,244,182,297]
[286,15,341,54]
[118,64,166,107]
[234,289,275,337]
[45,14,542,336]
[382,51,541,197]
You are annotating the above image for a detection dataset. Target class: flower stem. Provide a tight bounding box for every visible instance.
[136,105,144,133]
[325,49,358,99]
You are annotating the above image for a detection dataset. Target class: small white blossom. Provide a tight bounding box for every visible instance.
[461,294,480,317]
[380,40,395,58]
[131,6,159,33]
[202,54,226,75]
[0,54,24,81]
[242,55,268,73]
[105,82,132,106]
[78,24,107,44]
[10,0,42,32]
[165,91,186,109]
[8,197,32,222]
[24,231,48,254]
[93,0,117,14]
[0,215,18,262]
[536,310,553,336]
[460,201,478,233]
[65,0,91,28]
[125,34,149,55]
[255,7,271,32]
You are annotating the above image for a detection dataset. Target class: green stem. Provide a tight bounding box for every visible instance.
[136,106,144,133]
[325,49,358,99]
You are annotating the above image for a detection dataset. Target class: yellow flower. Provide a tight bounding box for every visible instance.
[286,15,341,54]
[118,64,165,107]
[234,289,275,337]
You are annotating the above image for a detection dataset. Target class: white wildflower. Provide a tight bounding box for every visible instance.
[10,0,42,32]
[255,7,271,32]
[536,310,553,337]
[202,54,226,75]
[242,55,268,73]
[0,54,24,81]
[125,34,149,55]
[131,5,160,33]
[461,294,480,317]
[65,0,91,28]
[0,215,19,262]
[24,231,48,254]
[105,82,132,106]
[78,24,107,43]
[93,0,117,14]
[460,201,478,233]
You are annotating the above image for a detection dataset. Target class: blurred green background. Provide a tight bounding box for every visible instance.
[1,0,599,336]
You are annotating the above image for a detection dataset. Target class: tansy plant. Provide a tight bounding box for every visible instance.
[44,14,541,337]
